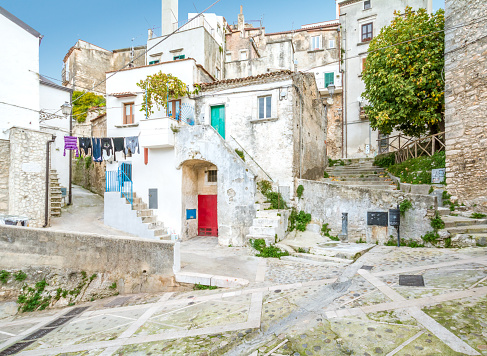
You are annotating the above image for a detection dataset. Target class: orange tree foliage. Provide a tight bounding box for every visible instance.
[362,7,445,137]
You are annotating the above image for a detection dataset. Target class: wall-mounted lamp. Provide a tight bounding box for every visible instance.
[327,83,335,99]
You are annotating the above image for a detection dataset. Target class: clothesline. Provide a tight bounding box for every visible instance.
[63,135,140,163]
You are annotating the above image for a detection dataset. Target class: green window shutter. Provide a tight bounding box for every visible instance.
[325,72,334,88]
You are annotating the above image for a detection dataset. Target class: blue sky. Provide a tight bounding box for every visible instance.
[2,0,444,83]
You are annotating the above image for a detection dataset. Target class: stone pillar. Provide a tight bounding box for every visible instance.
[0,139,9,213]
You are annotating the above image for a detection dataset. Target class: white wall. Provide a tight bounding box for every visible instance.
[339,0,432,158]
[0,12,40,139]
[39,82,71,189]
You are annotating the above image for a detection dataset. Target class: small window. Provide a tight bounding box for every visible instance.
[258,96,272,119]
[226,52,232,62]
[364,0,371,10]
[167,99,181,120]
[207,170,217,183]
[173,54,185,60]
[311,35,322,50]
[123,102,134,124]
[361,23,373,42]
[240,50,248,60]
[328,39,336,49]
[149,60,160,65]
[324,72,335,88]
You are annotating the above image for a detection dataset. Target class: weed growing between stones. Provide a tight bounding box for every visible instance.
[109,282,117,290]
[399,199,413,215]
[194,284,217,290]
[0,270,11,284]
[258,180,288,209]
[288,209,311,232]
[249,239,289,259]
[235,149,245,161]
[321,223,339,241]
[296,185,304,199]
[323,171,330,178]
[430,211,445,230]
[420,211,445,246]
[421,231,440,244]
[297,247,308,253]
[17,279,50,312]
[385,238,425,247]
[471,212,487,219]
[14,270,27,282]
[356,237,366,243]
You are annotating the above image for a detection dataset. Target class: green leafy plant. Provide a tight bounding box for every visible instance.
[0,270,11,284]
[399,199,413,215]
[373,152,395,168]
[470,213,487,219]
[428,186,434,194]
[288,209,311,232]
[17,279,50,312]
[362,7,445,137]
[250,239,289,259]
[14,270,27,282]
[297,247,308,253]
[328,158,346,167]
[265,192,288,210]
[90,274,97,282]
[84,155,92,169]
[321,223,339,241]
[323,171,330,178]
[257,180,272,196]
[296,185,304,199]
[72,91,106,123]
[386,152,445,184]
[109,282,117,290]
[356,237,366,244]
[194,284,218,290]
[136,71,200,116]
[430,212,445,230]
[235,149,245,161]
[421,231,440,243]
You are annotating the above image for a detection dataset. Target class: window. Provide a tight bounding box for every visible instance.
[173,54,185,60]
[258,96,272,119]
[167,99,181,120]
[226,52,232,62]
[207,170,217,183]
[123,103,134,124]
[324,72,335,88]
[240,50,248,60]
[328,39,336,49]
[149,60,160,65]
[364,0,371,9]
[361,23,373,42]
[311,35,322,50]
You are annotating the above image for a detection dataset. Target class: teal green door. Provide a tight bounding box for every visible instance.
[211,105,225,139]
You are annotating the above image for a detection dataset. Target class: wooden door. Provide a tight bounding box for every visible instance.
[198,195,218,236]
[210,105,225,139]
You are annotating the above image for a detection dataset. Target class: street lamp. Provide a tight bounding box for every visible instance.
[327,83,335,99]
[61,101,73,205]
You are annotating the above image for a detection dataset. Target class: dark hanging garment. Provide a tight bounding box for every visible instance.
[92,138,102,163]
[125,136,140,155]
[78,137,92,156]
[101,138,113,155]
[112,137,125,161]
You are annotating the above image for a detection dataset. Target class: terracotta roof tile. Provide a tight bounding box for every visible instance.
[198,70,294,90]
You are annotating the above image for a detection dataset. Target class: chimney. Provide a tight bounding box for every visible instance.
[238,5,245,37]
[162,0,178,36]
[148,28,153,40]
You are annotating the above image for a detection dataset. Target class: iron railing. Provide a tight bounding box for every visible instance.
[105,168,133,207]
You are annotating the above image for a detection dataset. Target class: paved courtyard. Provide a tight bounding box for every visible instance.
[1,244,486,355]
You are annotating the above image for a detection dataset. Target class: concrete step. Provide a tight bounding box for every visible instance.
[252,217,281,228]
[249,226,278,236]
[150,228,167,236]
[142,216,157,224]
[50,183,60,188]
[446,224,487,235]
[133,197,142,204]
[51,202,62,207]
[327,168,385,173]
[310,243,376,261]
[280,255,340,266]
[133,202,147,211]
[443,216,487,228]
[292,252,352,265]
[256,210,282,218]
[137,209,153,217]
[437,207,451,216]
[327,177,388,182]
[51,212,61,217]
[255,202,272,210]
[175,271,249,288]
[330,180,393,185]
[333,184,397,190]
[246,234,277,246]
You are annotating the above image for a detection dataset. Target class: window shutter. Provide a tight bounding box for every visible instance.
[324,73,334,88]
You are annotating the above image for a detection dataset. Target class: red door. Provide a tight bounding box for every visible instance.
[198,195,218,236]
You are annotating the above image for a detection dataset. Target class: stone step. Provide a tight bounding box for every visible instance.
[158,234,172,240]
[252,217,281,228]
[133,202,147,211]
[142,216,157,224]
[327,167,385,173]
[51,212,61,217]
[330,180,393,185]
[132,197,142,204]
[50,183,60,187]
[446,224,487,235]
[137,209,153,217]
[150,228,167,236]
[294,253,353,265]
[437,207,451,216]
[249,226,278,236]
[51,198,62,203]
[310,243,376,261]
[255,203,272,210]
[443,216,487,228]
[280,255,340,266]
[246,234,277,246]
[256,210,282,218]
[326,177,388,182]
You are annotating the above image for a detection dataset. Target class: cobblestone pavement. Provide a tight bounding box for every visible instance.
[1,246,487,355]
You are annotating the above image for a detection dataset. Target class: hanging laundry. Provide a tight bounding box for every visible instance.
[64,136,79,157]
[112,137,125,161]
[125,136,140,155]
[101,138,114,163]
[78,137,92,156]
[91,138,102,163]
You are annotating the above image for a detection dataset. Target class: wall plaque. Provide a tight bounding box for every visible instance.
[431,168,446,184]
[367,211,388,227]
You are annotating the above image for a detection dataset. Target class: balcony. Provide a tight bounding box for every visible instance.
[139,117,185,148]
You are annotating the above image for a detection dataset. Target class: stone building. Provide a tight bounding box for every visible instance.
[62,40,147,95]
[337,0,432,158]
[444,0,487,209]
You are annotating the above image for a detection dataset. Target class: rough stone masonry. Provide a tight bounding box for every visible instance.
[444,0,487,209]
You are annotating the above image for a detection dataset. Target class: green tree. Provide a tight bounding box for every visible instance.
[136,71,200,116]
[72,91,106,123]
[362,7,445,137]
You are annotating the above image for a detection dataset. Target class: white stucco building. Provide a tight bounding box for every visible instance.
[337,0,432,158]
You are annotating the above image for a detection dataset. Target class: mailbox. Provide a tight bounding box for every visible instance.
[389,209,400,227]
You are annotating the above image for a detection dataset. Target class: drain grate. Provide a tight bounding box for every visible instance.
[0,307,90,355]
[104,296,132,308]
[399,275,425,287]
[361,265,374,271]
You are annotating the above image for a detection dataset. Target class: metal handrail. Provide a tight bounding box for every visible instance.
[119,171,133,207]
[230,135,274,182]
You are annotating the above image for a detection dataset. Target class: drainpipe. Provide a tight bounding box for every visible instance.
[43,135,56,227]
[68,75,73,205]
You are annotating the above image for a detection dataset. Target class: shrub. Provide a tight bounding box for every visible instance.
[323,171,330,178]
[250,239,289,259]
[296,185,304,199]
[421,231,440,243]
[257,180,272,196]
[266,192,288,210]
[288,209,311,232]
[373,152,395,168]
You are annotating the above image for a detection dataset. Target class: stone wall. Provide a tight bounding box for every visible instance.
[296,179,436,243]
[72,158,106,196]
[0,224,176,294]
[326,93,344,159]
[8,128,53,227]
[0,139,9,213]
[444,0,487,209]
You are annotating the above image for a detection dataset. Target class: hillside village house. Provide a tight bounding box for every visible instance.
[337,0,433,158]
[0,6,72,227]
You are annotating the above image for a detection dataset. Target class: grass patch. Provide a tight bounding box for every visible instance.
[386,238,425,247]
[250,239,289,259]
[194,284,217,290]
[385,151,445,184]
[373,152,395,168]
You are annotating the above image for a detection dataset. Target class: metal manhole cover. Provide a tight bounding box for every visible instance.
[399,275,425,287]
[23,328,54,341]
[361,265,373,270]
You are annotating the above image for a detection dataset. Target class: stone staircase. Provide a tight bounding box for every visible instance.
[129,193,170,240]
[439,214,487,247]
[246,203,290,246]
[50,169,62,217]
[323,159,397,191]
